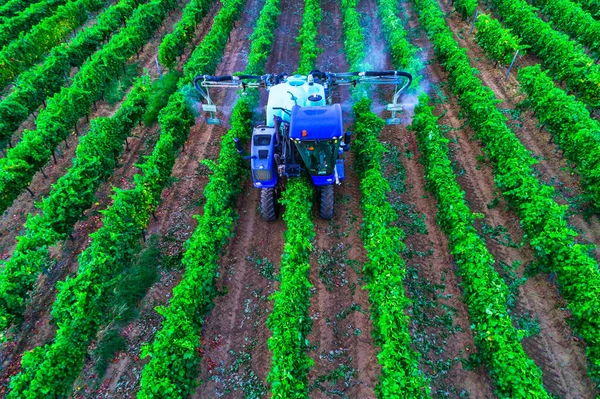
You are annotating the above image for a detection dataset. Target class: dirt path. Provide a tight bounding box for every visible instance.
[367,2,498,397]
[423,0,599,396]
[0,1,196,394]
[64,0,270,395]
[0,1,191,260]
[191,0,301,396]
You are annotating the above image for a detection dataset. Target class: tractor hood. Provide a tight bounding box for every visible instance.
[289,104,343,140]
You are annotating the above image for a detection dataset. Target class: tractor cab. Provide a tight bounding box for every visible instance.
[289,104,347,186]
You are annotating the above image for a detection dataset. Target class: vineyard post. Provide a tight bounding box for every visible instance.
[470,10,479,34]
[155,57,162,78]
[504,49,519,82]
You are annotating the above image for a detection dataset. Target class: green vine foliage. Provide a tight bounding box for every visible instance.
[296,0,322,75]
[532,0,600,58]
[518,65,600,209]
[0,75,151,333]
[354,98,430,398]
[0,0,70,48]
[0,0,106,88]
[266,178,315,398]
[453,0,477,19]
[0,0,145,148]
[7,75,194,398]
[0,0,39,19]
[571,0,600,19]
[341,0,364,70]
[415,0,600,385]
[138,0,282,394]
[489,0,600,108]
[0,0,178,214]
[409,93,547,399]
[377,0,422,88]
[474,14,526,66]
[158,0,213,69]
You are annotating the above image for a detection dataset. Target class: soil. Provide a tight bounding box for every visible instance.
[0,0,599,397]
[423,0,599,397]
[0,0,198,394]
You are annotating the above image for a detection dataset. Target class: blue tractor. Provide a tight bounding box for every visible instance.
[193,70,412,220]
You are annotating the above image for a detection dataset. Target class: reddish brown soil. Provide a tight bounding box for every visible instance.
[71,0,270,395]
[0,1,195,394]
[1,0,599,396]
[192,0,300,395]
[430,0,599,397]
[377,2,497,397]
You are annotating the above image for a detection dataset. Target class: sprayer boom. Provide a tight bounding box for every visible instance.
[193,70,412,125]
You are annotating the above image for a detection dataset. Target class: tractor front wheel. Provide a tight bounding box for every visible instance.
[319,185,334,220]
[260,188,277,221]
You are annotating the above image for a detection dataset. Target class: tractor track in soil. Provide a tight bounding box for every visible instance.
[300,0,381,397]
[0,1,195,393]
[192,0,301,395]
[68,0,269,395]
[427,0,599,397]
[383,2,497,397]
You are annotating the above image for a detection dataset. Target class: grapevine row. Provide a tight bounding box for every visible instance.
[0,0,69,48]
[414,0,600,383]
[518,64,600,209]
[137,0,279,394]
[409,93,549,398]
[489,0,600,107]
[0,77,149,333]
[353,98,431,398]
[266,178,315,398]
[0,0,105,89]
[376,0,422,84]
[0,0,39,19]
[473,14,526,66]
[340,0,363,69]
[295,0,321,74]
[531,0,600,57]
[0,0,178,214]
[571,0,600,19]
[265,0,318,395]
[0,0,145,148]
[5,70,190,397]
[157,0,213,69]
[339,0,430,394]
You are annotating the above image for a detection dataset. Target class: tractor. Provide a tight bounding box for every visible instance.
[193,70,412,220]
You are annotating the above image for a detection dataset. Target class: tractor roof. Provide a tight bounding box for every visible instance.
[290,104,343,140]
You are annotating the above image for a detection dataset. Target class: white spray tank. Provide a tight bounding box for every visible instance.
[265,75,326,127]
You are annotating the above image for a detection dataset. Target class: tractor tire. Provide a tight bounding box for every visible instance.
[260,188,277,221]
[319,185,334,220]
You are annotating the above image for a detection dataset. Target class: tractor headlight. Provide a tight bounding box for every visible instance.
[253,170,272,181]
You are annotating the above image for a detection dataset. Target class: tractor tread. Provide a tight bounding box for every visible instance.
[320,185,334,220]
[260,188,277,221]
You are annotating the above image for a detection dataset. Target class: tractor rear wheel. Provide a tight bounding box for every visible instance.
[260,188,277,221]
[319,185,334,220]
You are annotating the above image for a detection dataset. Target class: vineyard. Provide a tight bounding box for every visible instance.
[0,0,599,396]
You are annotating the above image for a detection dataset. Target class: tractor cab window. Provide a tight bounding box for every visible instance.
[253,134,272,146]
[295,139,340,176]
